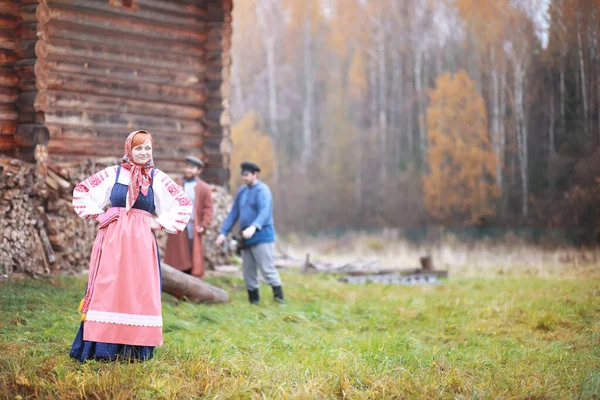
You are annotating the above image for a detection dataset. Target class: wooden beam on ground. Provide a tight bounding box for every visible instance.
[161,262,229,304]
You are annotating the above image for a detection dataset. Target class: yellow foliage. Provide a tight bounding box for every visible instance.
[423,71,499,224]
[348,50,367,100]
[230,112,276,188]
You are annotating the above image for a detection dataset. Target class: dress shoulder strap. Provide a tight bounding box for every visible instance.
[115,165,121,183]
[151,168,156,187]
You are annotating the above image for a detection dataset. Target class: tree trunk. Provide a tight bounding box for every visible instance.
[161,262,229,303]
[577,24,588,138]
[414,46,426,167]
[376,8,387,182]
[301,9,313,172]
[514,63,528,218]
[490,46,502,188]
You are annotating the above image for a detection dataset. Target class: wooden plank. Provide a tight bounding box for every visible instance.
[35,55,204,89]
[44,109,205,133]
[37,72,206,106]
[47,138,202,161]
[0,134,15,151]
[14,123,49,147]
[35,3,205,44]
[14,39,36,59]
[14,22,38,41]
[47,125,204,148]
[37,20,205,57]
[0,1,20,16]
[0,103,17,120]
[0,86,18,104]
[0,49,17,66]
[0,15,18,30]
[0,29,16,51]
[0,68,18,86]
[46,125,205,141]
[134,0,207,18]
[0,119,16,134]
[161,262,229,304]
[36,38,204,73]
[40,0,205,30]
[36,91,205,119]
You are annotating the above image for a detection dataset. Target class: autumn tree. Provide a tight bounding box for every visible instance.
[229,112,276,188]
[424,71,499,224]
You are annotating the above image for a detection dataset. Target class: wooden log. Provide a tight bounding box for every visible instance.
[16,90,37,112]
[161,262,229,304]
[46,134,203,154]
[0,120,16,134]
[36,91,205,119]
[47,138,202,160]
[0,86,18,104]
[17,77,36,92]
[14,39,36,59]
[19,4,43,23]
[38,224,56,264]
[36,20,205,57]
[44,109,204,133]
[35,58,204,88]
[0,68,18,86]
[0,104,17,120]
[36,38,204,73]
[14,22,38,41]
[13,61,35,80]
[47,168,70,190]
[420,256,433,271]
[134,0,207,18]
[14,124,49,147]
[39,0,205,30]
[46,125,205,142]
[0,1,20,16]
[0,29,16,51]
[37,72,206,106]
[202,167,229,185]
[35,4,205,43]
[17,111,43,123]
[0,49,17,66]
[0,134,15,151]
[0,15,17,30]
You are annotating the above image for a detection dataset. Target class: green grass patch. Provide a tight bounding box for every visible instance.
[1,273,599,399]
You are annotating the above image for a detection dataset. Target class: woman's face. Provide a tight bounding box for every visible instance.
[132,138,153,165]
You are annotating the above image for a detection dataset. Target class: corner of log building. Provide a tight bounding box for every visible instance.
[0,0,235,276]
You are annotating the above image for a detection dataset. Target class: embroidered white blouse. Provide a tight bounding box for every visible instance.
[72,166,192,234]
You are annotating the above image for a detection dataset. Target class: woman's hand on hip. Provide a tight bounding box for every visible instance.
[149,219,162,231]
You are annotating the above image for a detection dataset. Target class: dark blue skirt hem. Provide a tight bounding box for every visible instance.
[69,322,155,363]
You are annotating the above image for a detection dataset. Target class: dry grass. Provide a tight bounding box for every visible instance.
[279,232,600,279]
[1,267,599,399]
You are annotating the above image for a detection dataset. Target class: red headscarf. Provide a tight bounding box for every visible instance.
[121,130,154,212]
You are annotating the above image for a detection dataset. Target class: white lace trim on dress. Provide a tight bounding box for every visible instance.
[85,310,163,327]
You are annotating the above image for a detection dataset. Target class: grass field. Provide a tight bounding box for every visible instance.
[1,261,599,399]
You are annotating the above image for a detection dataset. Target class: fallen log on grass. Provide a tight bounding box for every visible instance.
[161,262,229,304]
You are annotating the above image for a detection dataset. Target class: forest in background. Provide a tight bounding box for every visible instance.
[229,0,600,244]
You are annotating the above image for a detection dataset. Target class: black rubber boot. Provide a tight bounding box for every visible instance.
[247,289,260,305]
[272,286,284,303]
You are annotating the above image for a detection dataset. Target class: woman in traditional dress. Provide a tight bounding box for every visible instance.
[69,130,192,362]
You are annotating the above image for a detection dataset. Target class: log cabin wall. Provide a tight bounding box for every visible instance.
[1,0,232,185]
[0,1,19,155]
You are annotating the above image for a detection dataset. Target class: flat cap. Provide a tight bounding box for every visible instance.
[241,161,261,173]
[185,155,204,168]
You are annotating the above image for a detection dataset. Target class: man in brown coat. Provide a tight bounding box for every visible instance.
[164,156,214,278]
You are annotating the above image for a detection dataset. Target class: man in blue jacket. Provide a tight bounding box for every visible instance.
[216,161,284,304]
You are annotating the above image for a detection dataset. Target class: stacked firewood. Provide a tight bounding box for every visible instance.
[0,158,47,276]
[1,156,235,276]
[203,184,236,269]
